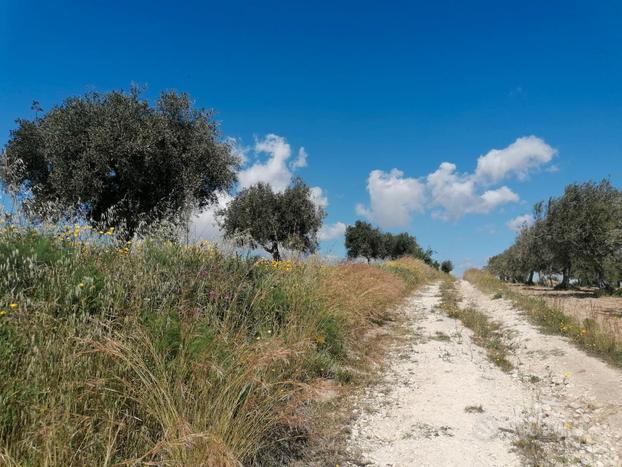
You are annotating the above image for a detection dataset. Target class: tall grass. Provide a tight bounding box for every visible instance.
[464,269,622,368]
[0,226,438,465]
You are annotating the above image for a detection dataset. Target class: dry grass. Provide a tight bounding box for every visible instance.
[509,283,622,333]
[464,269,622,369]
[296,258,442,464]
[323,263,407,325]
[0,228,441,466]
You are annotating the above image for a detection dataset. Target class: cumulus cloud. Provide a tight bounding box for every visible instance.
[291,147,308,169]
[357,136,555,227]
[225,137,249,165]
[507,214,535,232]
[479,187,520,211]
[238,134,293,192]
[474,136,557,184]
[355,169,426,227]
[237,135,326,207]
[190,134,331,242]
[310,186,328,209]
[318,222,347,241]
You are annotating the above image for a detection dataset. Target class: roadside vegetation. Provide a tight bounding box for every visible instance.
[0,225,441,465]
[438,279,513,372]
[464,269,622,369]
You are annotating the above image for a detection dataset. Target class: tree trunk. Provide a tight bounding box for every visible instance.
[557,267,570,290]
[271,241,281,261]
[526,271,535,285]
[596,266,611,291]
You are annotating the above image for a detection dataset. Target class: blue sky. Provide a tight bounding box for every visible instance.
[1,0,621,273]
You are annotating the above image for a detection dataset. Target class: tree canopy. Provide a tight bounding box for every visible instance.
[440,260,454,274]
[221,178,325,260]
[345,220,436,265]
[345,221,384,262]
[1,89,239,237]
[487,179,622,290]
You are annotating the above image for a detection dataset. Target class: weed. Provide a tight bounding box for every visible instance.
[439,280,514,372]
[464,405,485,413]
[431,331,451,341]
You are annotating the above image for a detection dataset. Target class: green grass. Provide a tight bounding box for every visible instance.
[464,269,622,369]
[439,279,514,372]
[0,226,438,466]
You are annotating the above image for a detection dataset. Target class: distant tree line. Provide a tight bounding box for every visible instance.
[344,220,451,271]
[487,179,622,290]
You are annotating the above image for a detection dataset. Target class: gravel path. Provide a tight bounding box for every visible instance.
[459,280,622,466]
[345,281,622,466]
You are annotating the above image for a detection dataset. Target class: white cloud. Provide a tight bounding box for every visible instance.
[189,192,233,243]
[225,137,249,165]
[507,214,535,232]
[474,136,557,184]
[310,186,328,209]
[291,147,308,169]
[238,134,293,192]
[357,136,555,227]
[356,169,426,227]
[237,134,327,210]
[479,186,519,211]
[318,222,347,241]
[427,163,518,218]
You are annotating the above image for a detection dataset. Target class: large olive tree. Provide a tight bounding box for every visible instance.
[1,88,239,237]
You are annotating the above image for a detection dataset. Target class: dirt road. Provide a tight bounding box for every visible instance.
[345,281,622,466]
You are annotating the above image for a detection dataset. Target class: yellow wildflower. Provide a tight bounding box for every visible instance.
[9,303,17,309]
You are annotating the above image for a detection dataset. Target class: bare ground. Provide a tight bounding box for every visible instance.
[344,281,622,466]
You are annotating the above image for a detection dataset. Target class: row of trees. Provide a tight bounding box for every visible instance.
[487,180,622,290]
[344,220,453,272]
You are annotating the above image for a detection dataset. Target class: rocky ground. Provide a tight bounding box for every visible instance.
[344,281,622,466]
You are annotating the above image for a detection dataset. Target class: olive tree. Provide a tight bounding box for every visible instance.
[1,88,239,238]
[546,180,622,289]
[221,179,325,260]
[344,220,384,263]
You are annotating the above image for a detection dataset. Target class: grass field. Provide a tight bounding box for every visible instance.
[0,225,440,466]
